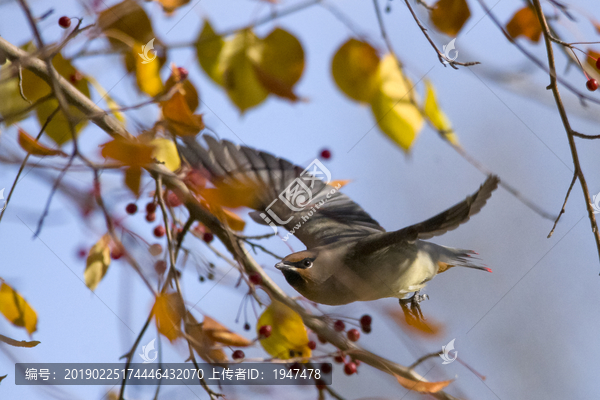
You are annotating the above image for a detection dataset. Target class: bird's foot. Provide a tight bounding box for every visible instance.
[399,291,429,322]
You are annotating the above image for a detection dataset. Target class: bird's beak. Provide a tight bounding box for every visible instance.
[275,261,290,270]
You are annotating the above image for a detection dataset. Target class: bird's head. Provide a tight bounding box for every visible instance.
[275,250,319,290]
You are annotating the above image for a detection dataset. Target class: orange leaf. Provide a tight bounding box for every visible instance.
[329,179,351,189]
[18,129,66,157]
[161,92,205,136]
[430,0,471,37]
[185,312,228,363]
[384,306,444,337]
[395,374,453,393]
[331,39,380,103]
[101,137,154,167]
[201,181,262,210]
[124,167,142,197]
[221,209,246,231]
[152,292,184,342]
[586,49,600,70]
[202,315,251,347]
[165,65,200,112]
[506,7,542,43]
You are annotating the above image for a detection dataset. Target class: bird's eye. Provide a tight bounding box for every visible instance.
[303,259,312,268]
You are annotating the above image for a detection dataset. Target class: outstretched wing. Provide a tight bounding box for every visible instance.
[177,135,384,248]
[352,175,499,255]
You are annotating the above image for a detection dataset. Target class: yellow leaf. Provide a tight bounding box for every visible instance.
[18,129,66,157]
[371,55,423,152]
[202,316,251,347]
[155,0,191,13]
[85,75,125,123]
[152,138,181,171]
[430,0,471,37]
[0,60,32,125]
[84,234,111,290]
[506,7,542,43]
[161,92,205,136]
[153,292,184,342]
[20,50,90,145]
[396,374,453,393]
[124,166,142,197]
[0,282,38,335]
[252,28,304,101]
[101,137,155,167]
[257,301,311,360]
[196,20,225,85]
[133,43,164,97]
[219,30,269,112]
[423,81,458,145]
[332,39,380,103]
[165,68,199,112]
[98,0,155,49]
[185,312,228,363]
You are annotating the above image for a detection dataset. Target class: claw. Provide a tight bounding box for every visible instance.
[399,291,428,322]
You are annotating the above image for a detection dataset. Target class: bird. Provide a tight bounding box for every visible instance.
[177,135,499,319]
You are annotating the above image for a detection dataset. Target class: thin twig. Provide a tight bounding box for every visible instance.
[548,173,577,238]
[531,0,600,259]
[118,313,153,400]
[0,106,59,223]
[408,351,442,370]
[401,0,480,69]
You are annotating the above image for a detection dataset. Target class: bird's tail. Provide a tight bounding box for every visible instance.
[436,246,492,274]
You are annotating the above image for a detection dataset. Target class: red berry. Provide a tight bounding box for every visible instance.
[360,314,372,327]
[596,58,600,70]
[111,250,123,260]
[178,67,189,80]
[203,232,214,243]
[307,340,317,350]
[353,359,361,366]
[333,320,345,332]
[347,328,360,342]
[362,325,372,334]
[154,226,166,238]
[320,149,331,160]
[154,260,167,275]
[146,202,157,213]
[232,350,245,360]
[149,243,163,256]
[77,248,87,259]
[258,325,272,338]
[587,79,599,92]
[333,354,345,364]
[58,16,71,28]
[317,335,327,344]
[125,203,138,215]
[145,212,156,222]
[244,323,251,331]
[344,362,357,375]
[166,191,182,207]
[69,71,83,83]
[320,363,332,374]
[249,273,262,285]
